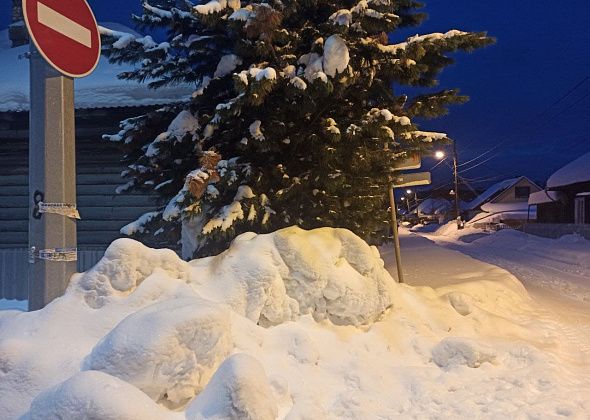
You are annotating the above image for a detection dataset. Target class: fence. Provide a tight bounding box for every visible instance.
[0,248,106,300]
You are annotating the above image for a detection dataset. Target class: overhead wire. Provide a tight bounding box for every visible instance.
[450,75,590,174]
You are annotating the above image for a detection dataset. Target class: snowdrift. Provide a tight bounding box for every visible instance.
[1,226,589,419]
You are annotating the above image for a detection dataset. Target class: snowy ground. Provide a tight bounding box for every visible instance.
[382,225,590,354]
[413,224,590,306]
[1,226,589,419]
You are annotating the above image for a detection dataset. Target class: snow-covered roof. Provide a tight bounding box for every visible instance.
[417,198,452,216]
[0,25,193,112]
[468,208,535,224]
[463,177,522,211]
[547,151,590,189]
[480,202,530,214]
[528,190,564,205]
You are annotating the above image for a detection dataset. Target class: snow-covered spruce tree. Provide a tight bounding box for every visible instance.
[102,0,493,257]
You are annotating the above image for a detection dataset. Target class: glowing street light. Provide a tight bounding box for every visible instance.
[406,189,412,195]
[434,150,446,160]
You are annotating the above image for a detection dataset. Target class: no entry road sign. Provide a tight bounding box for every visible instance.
[23,0,101,78]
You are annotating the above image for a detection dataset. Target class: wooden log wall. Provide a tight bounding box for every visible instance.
[0,107,164,300]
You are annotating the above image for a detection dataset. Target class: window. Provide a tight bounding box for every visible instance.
[515,186,531,199]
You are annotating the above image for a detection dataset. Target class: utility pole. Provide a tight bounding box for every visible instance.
[403,197,410,212]
[452,141,463,229]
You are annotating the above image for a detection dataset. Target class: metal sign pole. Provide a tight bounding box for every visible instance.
[388,184,404,283]
[28,45,77,311]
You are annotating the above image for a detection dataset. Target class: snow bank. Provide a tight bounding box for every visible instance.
[1,226,589,419]
[85,297,231,408]
[191,227,394,326]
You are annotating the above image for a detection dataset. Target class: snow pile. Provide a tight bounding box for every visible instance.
[190,227,394,326]
[77,238,191,308]
[25,371,171,420]
[185,354,278,420]
[547,150,590,188]
[85,298,232,408]
[1,226,589,419]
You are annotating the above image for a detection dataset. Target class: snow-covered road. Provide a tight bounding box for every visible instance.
[418,228,590,306]
[382,230,590,362]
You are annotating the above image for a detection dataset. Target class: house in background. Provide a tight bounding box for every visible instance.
[463,176,542,226]
[0,13,191,300]
[526,151,590,238]
[528,190,567,223]
[416,198,453,224]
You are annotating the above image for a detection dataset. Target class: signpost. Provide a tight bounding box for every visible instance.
[393,153,421,171]
[389,154,431,283]
[23,0,100,310]
[392,172,432,189]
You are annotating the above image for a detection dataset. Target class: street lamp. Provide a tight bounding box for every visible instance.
[435,143,462,229]
[434,150,445,160]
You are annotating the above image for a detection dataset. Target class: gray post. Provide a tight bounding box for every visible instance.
[28,46,77,311]
[388,184,404,283]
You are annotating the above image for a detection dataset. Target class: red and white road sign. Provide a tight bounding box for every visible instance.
[23,0,101,78]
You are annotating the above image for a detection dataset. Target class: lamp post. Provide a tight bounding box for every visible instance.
[401,196,410,212]
[435,143,463,229]
[406,189,418,208]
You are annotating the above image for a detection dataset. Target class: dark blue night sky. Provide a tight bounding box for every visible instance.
[1,1,589,189]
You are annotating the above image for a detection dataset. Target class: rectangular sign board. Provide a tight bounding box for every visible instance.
[393,153,421,170]
[393,172,431,188]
